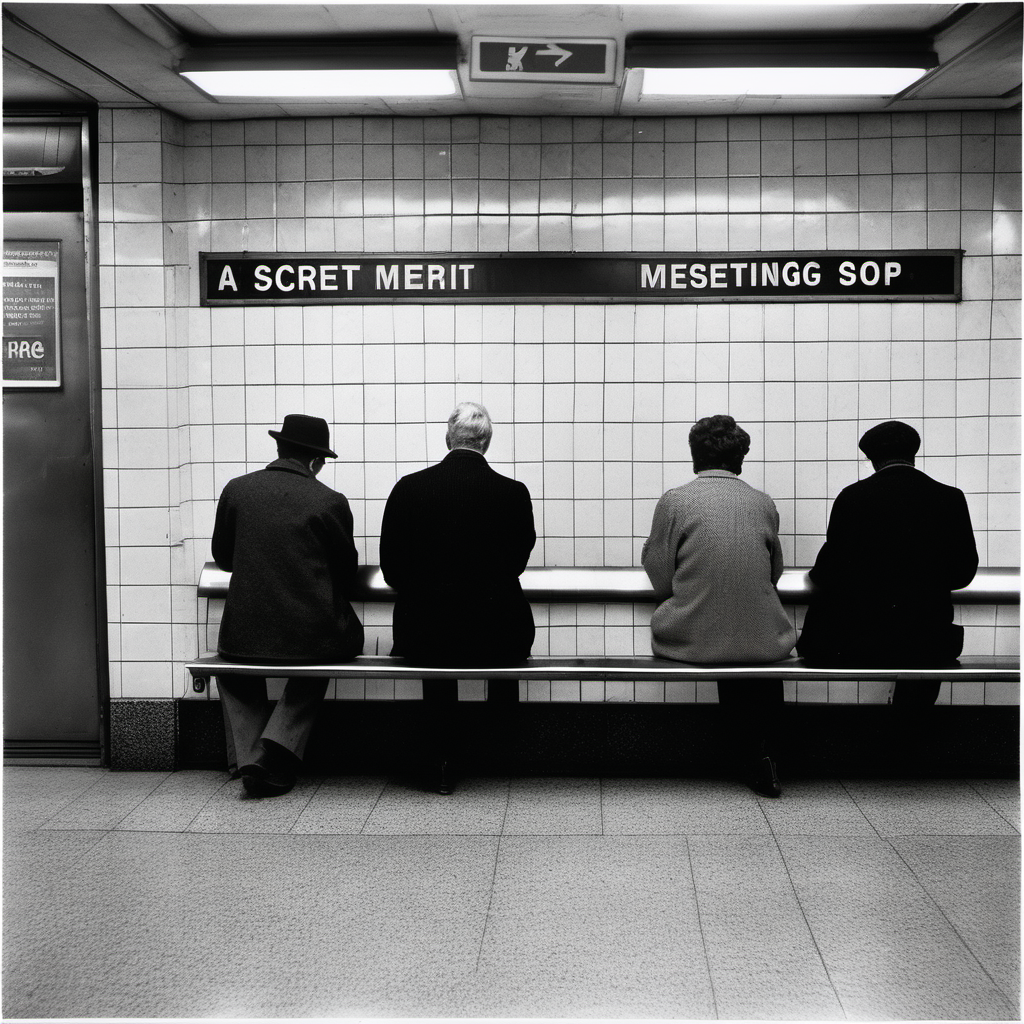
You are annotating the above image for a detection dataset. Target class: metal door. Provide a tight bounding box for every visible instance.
[3,209,105,762]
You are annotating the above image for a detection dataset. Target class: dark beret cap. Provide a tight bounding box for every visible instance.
[858,420,921,461]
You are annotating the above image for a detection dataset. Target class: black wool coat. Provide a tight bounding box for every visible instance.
[212,459,364,662]
[796,464,978,666]
[379,448,536,666]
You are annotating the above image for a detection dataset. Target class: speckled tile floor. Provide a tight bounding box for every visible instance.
[3,766,1019,1021]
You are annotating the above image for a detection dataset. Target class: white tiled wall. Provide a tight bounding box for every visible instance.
[98,108,1020,705]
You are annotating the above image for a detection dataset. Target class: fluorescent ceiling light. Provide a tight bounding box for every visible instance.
[177,37,460,100]
[641,65,929,97]
[626,34,938,100]
[180,68,458,98]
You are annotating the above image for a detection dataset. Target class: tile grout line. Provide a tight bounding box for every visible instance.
[475,778,512,971]
[838,778,888,840]
[884,833,1021,1016]
[684,837,720,1021]
[768,829,851,1020]
[966,779,1021,834]
[178,773,236,833]
[359,777,390,835]
[30,771,111,831]
[287,776,327,835]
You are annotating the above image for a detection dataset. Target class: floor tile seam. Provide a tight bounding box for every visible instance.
[837,779,888,841]
[179,775,236,832]
[356,778,390,835]
[30,770,143,830]
[883,834,1022,1015]
[966,780,1022,834]
[769,830,851,1020]
[94,772,178,831]
[287,777,327,834]
[684,836,720,1021]
[475,831,507,972]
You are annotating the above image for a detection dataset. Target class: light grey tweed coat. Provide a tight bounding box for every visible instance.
[642,470,796,664]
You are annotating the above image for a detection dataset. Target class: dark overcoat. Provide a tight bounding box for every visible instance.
[212,458,364,662]
[796,464,978,666]
[379,448,536,666]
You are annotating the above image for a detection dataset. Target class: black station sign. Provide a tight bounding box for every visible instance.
[201,250,962,306]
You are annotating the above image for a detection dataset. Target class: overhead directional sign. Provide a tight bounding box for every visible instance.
[471,36,616,84]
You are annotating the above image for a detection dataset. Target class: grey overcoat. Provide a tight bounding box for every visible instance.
[642,470,796,664]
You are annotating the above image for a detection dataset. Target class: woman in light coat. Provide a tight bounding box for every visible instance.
[643,414,795,796]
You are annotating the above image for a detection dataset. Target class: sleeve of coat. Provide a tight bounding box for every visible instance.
[642,494,678,601]
[946,489,980,590]
[509,481,537,575]
[379,481,411,590]
[768,500,785,586]
[807,488,852,588]
[211,486,236,571]
[320,495,359,588]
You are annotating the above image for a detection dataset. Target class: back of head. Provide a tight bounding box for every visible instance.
[689,414,750,474]
[447,401,492,453]
[858,420,920,468]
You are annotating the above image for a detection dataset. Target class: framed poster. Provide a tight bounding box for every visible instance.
[3,241,62,388]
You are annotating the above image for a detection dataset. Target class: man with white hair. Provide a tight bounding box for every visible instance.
[380,402,536,792]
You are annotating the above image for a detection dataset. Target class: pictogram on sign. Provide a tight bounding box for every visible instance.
[471,36,616,84]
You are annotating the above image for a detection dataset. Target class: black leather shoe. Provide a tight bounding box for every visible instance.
[240,755,295,797]
[748,755,782,798]
[436,761,454,796]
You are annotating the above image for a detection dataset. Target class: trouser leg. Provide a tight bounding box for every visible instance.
[217,675,271,772]
[422,678,458,753]
[716,679,784,762]
[486,679,520,775]
[422,679,458,790]
[891,680,942,705]
[487,679,520,703]
[261,676,330,762]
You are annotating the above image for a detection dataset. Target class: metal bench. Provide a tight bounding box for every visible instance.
[186,564,1020,692]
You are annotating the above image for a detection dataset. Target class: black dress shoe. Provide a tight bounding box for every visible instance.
[436,761,454,795]
[748,755,782,798]
[240,755,295,797]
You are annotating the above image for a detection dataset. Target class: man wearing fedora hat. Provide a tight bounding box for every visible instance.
[212,413,364,796]
[797,420,978,706]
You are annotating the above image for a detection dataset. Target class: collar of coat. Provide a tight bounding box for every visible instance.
[695,469,740,479]
[265,457,315,478]
[445,448,487,462]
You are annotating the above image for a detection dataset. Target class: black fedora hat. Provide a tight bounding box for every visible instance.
[268,414,337,458]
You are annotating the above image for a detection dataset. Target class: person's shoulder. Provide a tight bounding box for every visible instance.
[219,465,268,494]
[487,462,531,491]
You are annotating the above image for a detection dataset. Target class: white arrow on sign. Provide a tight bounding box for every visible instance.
[535,43,572,66]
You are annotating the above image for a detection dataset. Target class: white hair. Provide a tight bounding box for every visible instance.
[446,402,492,453]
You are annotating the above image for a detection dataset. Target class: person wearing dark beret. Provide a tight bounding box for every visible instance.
[212,414,364,796]
[797,420,979,705]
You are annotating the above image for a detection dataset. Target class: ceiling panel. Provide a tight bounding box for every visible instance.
[2,2,1020,119]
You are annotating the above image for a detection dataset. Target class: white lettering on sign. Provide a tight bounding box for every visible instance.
[839,260,903,287]
[376,264,475,291]
[251,263,364,292]
[641,265,665,288]
[640,259,887,291]
[217,265,238,292]
[6,340,45,360]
